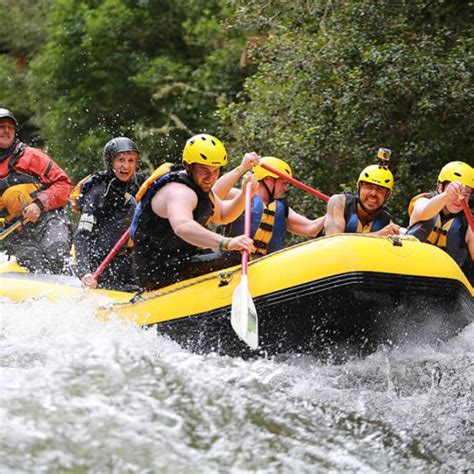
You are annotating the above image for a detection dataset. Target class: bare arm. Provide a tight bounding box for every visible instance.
[372,222,401,236]
[213,152,260,200]
[324,194,346,235]
[410,195,447,226]
[410,182,464,226]
[212,174,258,225]
[286,208,326,237]
[151,182,254,252]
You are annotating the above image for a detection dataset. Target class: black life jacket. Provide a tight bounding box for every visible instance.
[131,167,215,259]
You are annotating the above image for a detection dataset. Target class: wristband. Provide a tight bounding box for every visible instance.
[33,198,45,211]
[236,165,246,178]
[219,237,231,251]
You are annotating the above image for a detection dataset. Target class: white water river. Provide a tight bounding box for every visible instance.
[0,289,472,472]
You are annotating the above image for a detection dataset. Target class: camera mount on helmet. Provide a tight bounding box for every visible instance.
[377,147,391,170]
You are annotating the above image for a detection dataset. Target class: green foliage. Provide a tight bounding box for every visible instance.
[0,0,53,143]
[0,0,52,58]
[25,0,248,179]
[220,0,474,224]
[0,0,471,231]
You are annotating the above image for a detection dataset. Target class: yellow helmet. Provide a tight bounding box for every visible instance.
[357,164,394,191]
[182,134,228,167]
[437,161,473,188]
[253,157,293,181]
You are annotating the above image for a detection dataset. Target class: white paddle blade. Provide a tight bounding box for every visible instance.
[231,276,258,349]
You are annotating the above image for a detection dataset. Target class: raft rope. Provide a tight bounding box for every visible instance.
[125,267,241,306]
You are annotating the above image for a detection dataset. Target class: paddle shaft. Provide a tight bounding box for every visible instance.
[92,228,130,280]
[0,220,23,241]
[461,199,474,231]
[241,184,253,275]
[260,163,329,202]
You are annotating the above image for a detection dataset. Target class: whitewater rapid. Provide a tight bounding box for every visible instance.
[1,290,472,473]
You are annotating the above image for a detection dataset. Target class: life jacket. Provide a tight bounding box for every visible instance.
[343,192,391,233]
[225,195,288,255]
[0,143,42,221]
[69,174,92,213]
[74,170,145,250]
[406,192,468,266]
[0,141,71,214]
[131,164,215,257]
[0,183,42,221]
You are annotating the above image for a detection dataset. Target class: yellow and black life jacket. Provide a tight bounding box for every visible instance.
[225,196,288,255]
[407,192,468,266]
[0,165,42,222]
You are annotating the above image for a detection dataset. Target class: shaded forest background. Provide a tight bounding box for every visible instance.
[1,0,472,226]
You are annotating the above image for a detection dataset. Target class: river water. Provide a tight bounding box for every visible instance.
[0,292,472,473]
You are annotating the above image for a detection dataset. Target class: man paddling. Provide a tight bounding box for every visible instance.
[407,161,473,270]
[214,156,325,257]
[131,133,259,290]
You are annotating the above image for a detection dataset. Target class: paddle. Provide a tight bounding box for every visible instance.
[0,220,23,241]
[260,163,330,202]
[231,183,258,349]
[460,199,474,231]
[92,228,131,280]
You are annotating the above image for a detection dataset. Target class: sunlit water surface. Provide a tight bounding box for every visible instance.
[0,287,472,472]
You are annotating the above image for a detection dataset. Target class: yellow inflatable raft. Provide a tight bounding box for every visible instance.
[1,234,472,356]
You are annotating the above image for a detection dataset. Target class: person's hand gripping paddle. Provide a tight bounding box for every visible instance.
[231,183,258,349]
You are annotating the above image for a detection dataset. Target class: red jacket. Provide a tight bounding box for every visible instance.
[0,144,72,211]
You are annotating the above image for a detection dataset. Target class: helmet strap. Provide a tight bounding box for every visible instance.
[262,178,275,202]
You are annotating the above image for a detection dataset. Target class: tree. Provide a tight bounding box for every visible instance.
[26,0,250,179]
[0,0,53,143]
[219,0,474,224]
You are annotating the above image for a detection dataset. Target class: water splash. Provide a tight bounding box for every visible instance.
[0,295,472,472]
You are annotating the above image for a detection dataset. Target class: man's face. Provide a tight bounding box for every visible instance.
[191,163,220,192]
[440,182,472,214]
[112,151,139,182]
[0,118,16,149]
[262,177,288,199]
[358,182,390,212]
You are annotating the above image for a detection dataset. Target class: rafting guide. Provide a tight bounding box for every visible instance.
[131,133,259,290]
[0,108,73,274]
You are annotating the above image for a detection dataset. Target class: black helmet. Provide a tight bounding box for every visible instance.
[0,108,18,129]
[103,137,140,168]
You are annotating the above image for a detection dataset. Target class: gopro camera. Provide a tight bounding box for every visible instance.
[377,147,392,162]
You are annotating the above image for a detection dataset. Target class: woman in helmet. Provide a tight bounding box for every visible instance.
[407,161,473,268]
[73,137,147,290]
[0,108,73,274]
[214,156,325,256]
[324,163,400,236]
[131,133,259,290]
